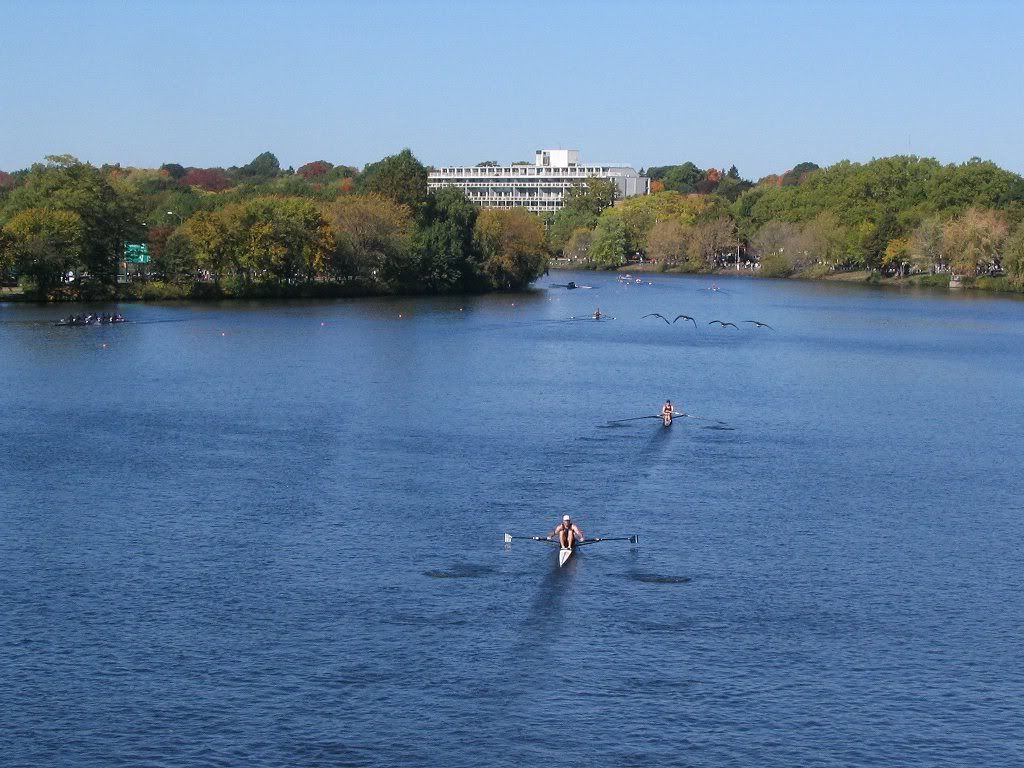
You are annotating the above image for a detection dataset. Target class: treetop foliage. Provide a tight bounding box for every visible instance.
[3,148,1024,295]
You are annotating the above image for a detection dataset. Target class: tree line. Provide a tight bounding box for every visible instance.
[4,149,1024,299]
[556,156,1024,290]
[0,150,546,300]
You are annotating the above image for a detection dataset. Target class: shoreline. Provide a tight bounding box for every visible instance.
[0,281,502,305]
[547,263,1023,298]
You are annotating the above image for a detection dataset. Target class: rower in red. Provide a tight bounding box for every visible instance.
[549,515,584,549]
[661,399,675,426]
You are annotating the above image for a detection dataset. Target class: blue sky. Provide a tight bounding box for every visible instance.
[2,0,1022,179]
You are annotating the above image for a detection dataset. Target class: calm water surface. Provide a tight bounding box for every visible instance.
[2,273,1022,767]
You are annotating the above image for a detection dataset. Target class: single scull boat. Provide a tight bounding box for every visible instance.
[504,532,638,568]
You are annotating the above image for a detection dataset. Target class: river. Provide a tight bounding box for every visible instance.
[2,272,1022,767]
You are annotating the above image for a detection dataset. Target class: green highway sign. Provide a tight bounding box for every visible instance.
[124,243,150,264]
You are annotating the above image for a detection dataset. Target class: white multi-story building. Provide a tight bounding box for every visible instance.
[427,149,649,214]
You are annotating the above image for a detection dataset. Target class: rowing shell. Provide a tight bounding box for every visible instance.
[559,547,574,567]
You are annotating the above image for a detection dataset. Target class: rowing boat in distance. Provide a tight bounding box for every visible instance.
[504,532,638,569]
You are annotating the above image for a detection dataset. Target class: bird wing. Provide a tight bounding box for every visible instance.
[725,323,738,328]
[708,320,722,325]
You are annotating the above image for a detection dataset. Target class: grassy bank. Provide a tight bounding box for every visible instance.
[1,280,393,304]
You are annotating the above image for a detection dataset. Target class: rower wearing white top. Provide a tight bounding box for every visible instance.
[550,515,583,549]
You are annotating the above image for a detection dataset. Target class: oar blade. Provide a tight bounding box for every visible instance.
[628,534,639,545]
[503,532,512,544]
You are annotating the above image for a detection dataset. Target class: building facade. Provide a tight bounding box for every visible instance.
[427,149,649,214]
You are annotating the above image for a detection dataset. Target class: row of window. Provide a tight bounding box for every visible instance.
[432,166,615,176]
[482,200,563,209]
[428,181,611,190]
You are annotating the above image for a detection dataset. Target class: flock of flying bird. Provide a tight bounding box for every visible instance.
[641,313,774,330]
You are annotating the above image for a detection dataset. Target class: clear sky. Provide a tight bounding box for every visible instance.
[2,0,1022,179]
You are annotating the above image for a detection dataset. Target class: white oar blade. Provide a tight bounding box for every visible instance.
[503,533,512,544]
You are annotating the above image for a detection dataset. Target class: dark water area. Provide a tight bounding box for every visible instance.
[2,273,1022,767]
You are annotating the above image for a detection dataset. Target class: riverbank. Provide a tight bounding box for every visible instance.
[1,280,447,304]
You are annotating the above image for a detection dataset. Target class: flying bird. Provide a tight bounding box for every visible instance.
[743,320,775,330]
[643,313,671,324]
[673,314,697,327]
[708,320,738,329]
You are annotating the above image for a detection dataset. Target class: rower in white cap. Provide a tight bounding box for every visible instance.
[548,514,584,551]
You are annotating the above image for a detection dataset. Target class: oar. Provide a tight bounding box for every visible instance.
[606,415,661,424]
[504,533,558,545]
[676,412,727,424]
[577,535,639,546]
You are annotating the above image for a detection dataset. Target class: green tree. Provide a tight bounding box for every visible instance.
[589,215,627,268]
[0,229,14,275]
[860,211,899,270]
[2,208,84,294]
[326,194,414,287]
[358,149,429,214]
[1003,223,1024,287]
[155,231,198,284]
[548,206,599,254]
[236,197,330,282]
[417,186,481,291]
[1,155,141,288]
[647,162,704,193]
[238,151,281,180]
[561,177,618,217]
[927,159,1024,219]
[473,208,547,289]
[563,227,593,263]
[883,237,912,274]
[181,210,230,284]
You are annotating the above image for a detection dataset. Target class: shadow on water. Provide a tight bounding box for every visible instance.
[422,563,497,579]
[510,560,576,656]
[625,572,692,585]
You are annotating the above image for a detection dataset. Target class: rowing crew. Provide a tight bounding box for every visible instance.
[56,313,127,326]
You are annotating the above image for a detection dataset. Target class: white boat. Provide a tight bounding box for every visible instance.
[559,547,573,567]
